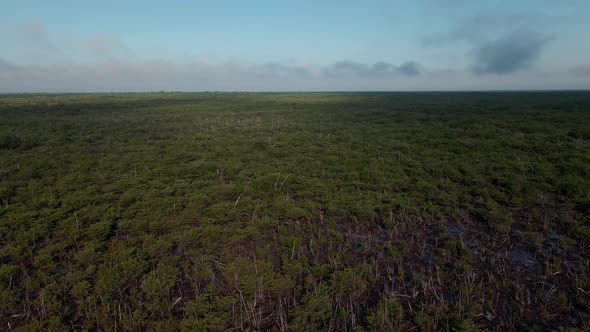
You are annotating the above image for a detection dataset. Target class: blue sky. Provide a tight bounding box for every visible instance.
[1,0,589,91]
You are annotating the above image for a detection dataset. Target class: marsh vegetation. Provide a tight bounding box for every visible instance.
[0,92,589,330]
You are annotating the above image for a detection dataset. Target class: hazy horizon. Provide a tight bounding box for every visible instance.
[2,0,590,92]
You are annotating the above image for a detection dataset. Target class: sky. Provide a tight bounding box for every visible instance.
[1,0,589,92]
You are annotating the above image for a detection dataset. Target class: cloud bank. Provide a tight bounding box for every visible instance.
[1,56,588,92]
[570,65,590,77]
[471,30,552,74]
[0,18,588,92]
[0,57,429,92]
[325,61,422,78]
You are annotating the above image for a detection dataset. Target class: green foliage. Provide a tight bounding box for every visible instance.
[0,264,19,287]
[574,226,590,242]
[332,268,367,299]
[291,284,332,331]
[443,240,471,258]
[0,134,22,150]
[0,92,589,330]
[366,298,404,331]
[141,265,179,297]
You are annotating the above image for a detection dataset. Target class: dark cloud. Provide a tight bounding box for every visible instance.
[421,14,554,74]
[471,30,551,74]
[256,62,311,78]
[328,61,372,77]
[325,60,422,78]
[398,62,421,76]
[372,61,394,72]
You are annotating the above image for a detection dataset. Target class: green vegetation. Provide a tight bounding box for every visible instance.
[1,92,589,330]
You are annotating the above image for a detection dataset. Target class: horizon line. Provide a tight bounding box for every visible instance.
[2,89,590,95]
